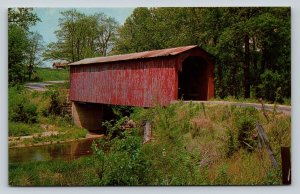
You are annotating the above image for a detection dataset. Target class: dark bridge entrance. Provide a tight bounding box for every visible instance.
[178,56,209,101]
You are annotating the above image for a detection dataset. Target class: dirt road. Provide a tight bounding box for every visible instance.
[176,100,291,115]
[24,81,65,91]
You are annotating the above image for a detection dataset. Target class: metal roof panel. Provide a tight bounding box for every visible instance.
[69,45,198,66]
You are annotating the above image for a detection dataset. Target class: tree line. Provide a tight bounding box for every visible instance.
[113,7,290,102]
[8,7,291,102]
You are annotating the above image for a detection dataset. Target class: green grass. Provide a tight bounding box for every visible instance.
[8,82,87,147]
[9,122,43,137]
[35,68,69,81]
[9,157,97,186]
[211,96,291,106]
[9,102,291,186]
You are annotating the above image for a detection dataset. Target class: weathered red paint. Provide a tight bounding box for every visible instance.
[69,45,214,107]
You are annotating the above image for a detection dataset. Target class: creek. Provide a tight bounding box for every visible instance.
[9,138,99,164]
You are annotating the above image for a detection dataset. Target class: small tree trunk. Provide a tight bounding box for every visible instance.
[244,35,250,98]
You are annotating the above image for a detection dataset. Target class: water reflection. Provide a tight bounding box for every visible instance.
[9,138,99,164]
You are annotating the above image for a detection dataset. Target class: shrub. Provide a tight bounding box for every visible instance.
[236,116,256,150]
[46,90,69,117]
[9,86,38,124]
[225,128,238,157]
[234,107,258,151]
[91,127,150,185]
[111,105,134,119]
[223,107,259,156]
[256,70,285,103]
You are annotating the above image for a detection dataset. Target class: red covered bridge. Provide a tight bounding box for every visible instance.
[69,45,214,130]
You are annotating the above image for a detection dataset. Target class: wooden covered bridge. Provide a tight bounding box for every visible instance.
[69,45,214,130]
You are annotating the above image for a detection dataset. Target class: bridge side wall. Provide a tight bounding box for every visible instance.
[69,57,178,107]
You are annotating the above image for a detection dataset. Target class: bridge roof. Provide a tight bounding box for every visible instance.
[69,45,199,66]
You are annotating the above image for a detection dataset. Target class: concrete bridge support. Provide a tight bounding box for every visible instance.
[72,102,104,131]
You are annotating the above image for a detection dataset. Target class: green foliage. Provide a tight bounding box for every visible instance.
[111,106,134,119]
[234,107,258,151]
[256,70,286,103]
[9,103,290,186]
[225,128,238,157]
[26,32,45,80]
[8,8,40,30]
[236,115,256,150]
[8,8,42,85]
[8,83,87,144]
[215,164,230,185]
[115,7,290,100]
[102,116,129,138]
[8,24,29,84]
[43,9,119,62]
[48,92,62,116]
[91,127,149,185]
[9,122,42,136]
[9,86,38,124]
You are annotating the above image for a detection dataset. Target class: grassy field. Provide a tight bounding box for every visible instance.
[9,101,290,186]
[34,68,69,81]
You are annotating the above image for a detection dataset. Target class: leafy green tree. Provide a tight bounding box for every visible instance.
[114,7,290,102]
[8,8,40,30]
[8,8,41,84]
[43,9,119,62]
[26,32,44,80]
[8,24,29,84]
[94,13,119,56]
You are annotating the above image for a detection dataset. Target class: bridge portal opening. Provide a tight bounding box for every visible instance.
[178,56,209,100]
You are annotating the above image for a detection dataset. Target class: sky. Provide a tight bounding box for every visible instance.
[30,8,134,67]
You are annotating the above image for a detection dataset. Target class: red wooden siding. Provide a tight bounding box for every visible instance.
[69,45,214,107]
[70,57,178,107]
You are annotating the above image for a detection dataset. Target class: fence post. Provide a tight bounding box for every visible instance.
[281,146,291,185]
[201,102,207,118]
[143,120,152,144]
[256,123,278,168]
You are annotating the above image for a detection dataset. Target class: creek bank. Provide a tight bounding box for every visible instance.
[9,131,103,148]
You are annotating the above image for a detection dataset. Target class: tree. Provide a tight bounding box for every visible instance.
[94,14,119,56]
[43,9,119,62]
[8,8,41,84]
[8,24,29,84]
[26,32,44,80]
[114,7,291,102]
[8,8,40,31]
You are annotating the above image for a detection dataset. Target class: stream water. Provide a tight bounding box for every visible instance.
[9,138,99,164]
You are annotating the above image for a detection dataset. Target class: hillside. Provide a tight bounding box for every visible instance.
[9,102,291,185]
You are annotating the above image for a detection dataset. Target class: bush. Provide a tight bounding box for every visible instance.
[236,116,256,150]
[256,70,285,103]
[45,90,69,117]
[234,107,258,151]
[225,128,238,157]
[9,86,38,124]
[91,127,149,185]
[224,107,259,157]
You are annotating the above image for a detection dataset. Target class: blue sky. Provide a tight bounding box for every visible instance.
[30,8,134,67]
